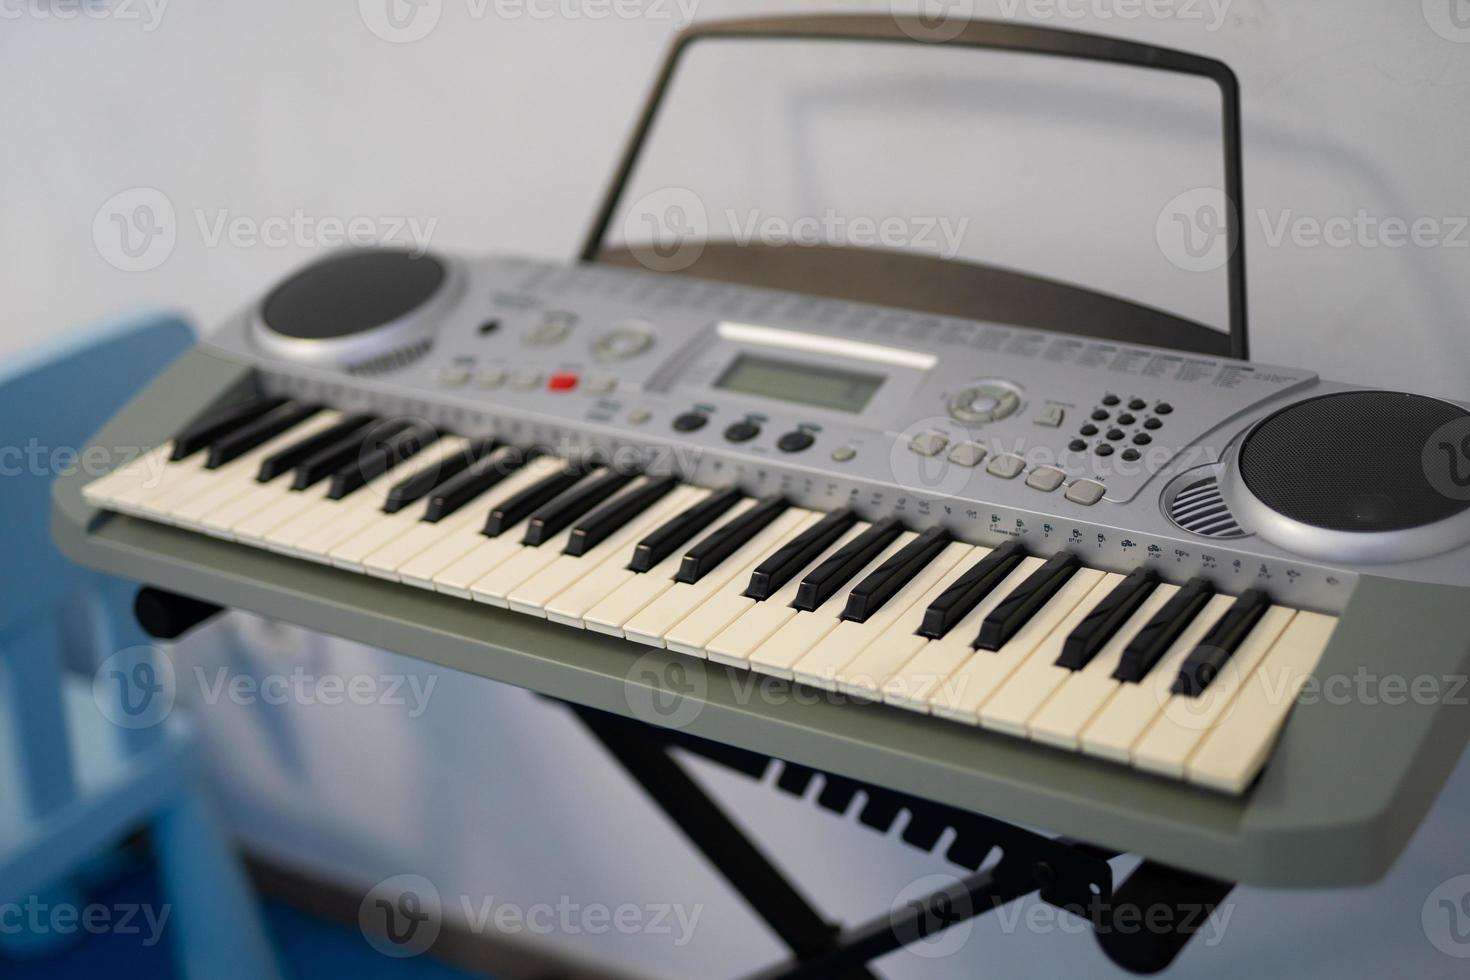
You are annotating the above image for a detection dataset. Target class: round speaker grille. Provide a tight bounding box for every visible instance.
[262,250,446,340]
[1238,391,1470,532]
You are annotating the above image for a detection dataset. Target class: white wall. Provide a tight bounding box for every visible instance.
[9,1,1470,976]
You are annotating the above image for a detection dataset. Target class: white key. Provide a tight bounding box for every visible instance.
[746,532,918,680]
[623,509,816,648]
[91,444,185,515]
[796,541,971,692]
[506,486,704,617]
[661,511,830,657]
[288,439,467,562]
[393,456,567,589]
[929,568,1105,724]
[582,497,758,637]
[1080,593,1235,762]
[828,545,981,698]
[431,468,608,596]
[231,477,339,544]
[882,557,1044,712]
[704,522,872,669]
[546,487,717,628]
[1132,605,1296,777]
[978,573,1125,735]
[468,475,659,607]
[1027,583,1179,750]
[82,443,175,513]
[357,448,534,579]
[166,412,346,529]
[1187,611,1336,794]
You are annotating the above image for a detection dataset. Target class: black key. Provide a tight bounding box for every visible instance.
[327,421,438,500]
[522,469,638,547]
[744,509,859,601]
[675,496,790,585]
[257,414,375,483]
[482,465,586,537]
[628,487,744,573]
[1173,589,1271,696]
[290,419,404,491]
[842,526,952,623]
[1056,567,1160,670]
[169,395,288,461]
[422,447,525,523]
[974,552,1081,651]
[792,518,904,613]
[382,438,496,514]
[564,476,678,557]
[1112,576,1215,683]
[205,402,320,469]
[916,540,1026,640]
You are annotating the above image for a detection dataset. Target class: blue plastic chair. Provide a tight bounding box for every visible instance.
[0,312,280,979]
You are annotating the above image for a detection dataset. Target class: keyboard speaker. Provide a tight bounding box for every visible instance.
[251,249,458,373]
[1223,390,1470,562]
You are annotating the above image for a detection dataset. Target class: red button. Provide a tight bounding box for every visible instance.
[547,372,579,392]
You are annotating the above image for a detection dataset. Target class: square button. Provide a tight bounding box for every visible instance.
[1025,466,1066,492]
[986,453,1026,479]
[948,442,987,467]
[1064,479,1107,506]
[1034,405,1065,428]
[909,430,949,457]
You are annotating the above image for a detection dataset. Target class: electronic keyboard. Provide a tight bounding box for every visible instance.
[54,249,1470,888]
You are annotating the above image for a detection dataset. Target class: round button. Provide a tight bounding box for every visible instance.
[830,447,857,463]
[1144,417,1163,430]
[1068,439,1088,452]
[592,324,655,361]
[1102,394,1120,406]
[948,382,1022,423]
[1133,432,1153,445]
[547,372,579,392]
[1091,409,1110,422]
[1129,398,1147,411]
[724,421,761,443]
[1079,423,1099,437]
[777,430,815,453]
[1122,448,1141,462]
[672,412,708,433]
[1155,402,1174,415]
[1107,428,1125,441]
[1117,413,1136,426]
[1095,444,1115,457]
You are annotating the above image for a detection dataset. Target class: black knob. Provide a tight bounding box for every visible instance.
[1091,409,1110,422]
[1122,448,1141,462]
[1102,394,1120,406]
[1144,417,1163,430]
[1069,439,1088,452]
[672,412,708,433]
[1133,432,1153,445]
[1107,428,1125,441]
[1155,402,1174,415]
[724,421,761,443]
[1095,444,1115,457]
[1117,413,1136,426]
[1080,423,1099,437]
[776,430,815,453]
[1129,398,1147,411]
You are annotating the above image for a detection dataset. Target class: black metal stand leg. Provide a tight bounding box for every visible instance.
[571,706,875,978]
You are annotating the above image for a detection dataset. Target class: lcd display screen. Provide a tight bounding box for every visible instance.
[714,354,885,413]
